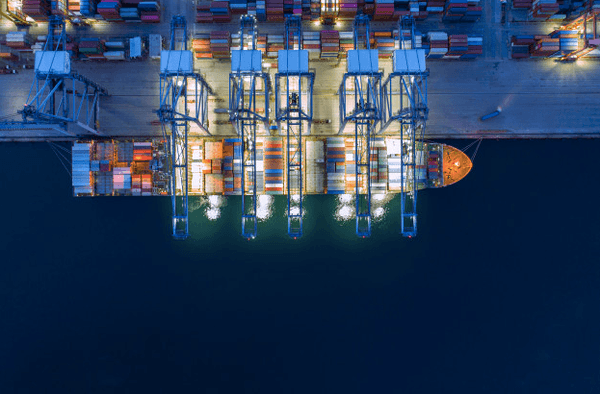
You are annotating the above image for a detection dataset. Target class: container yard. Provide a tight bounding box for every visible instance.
[1,0,600,239]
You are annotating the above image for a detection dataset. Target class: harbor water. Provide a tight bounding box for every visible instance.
[0,139,599,392]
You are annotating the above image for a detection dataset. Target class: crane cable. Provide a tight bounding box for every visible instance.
[460,138,483,163]
[47,141,71,178]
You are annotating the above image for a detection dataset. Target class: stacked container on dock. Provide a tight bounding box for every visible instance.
[529,35,559,57]
[133,142,152,161]
[267,0,284,21]
[306,140,325,194]
[264,137,284,195]
[120,6,140,21]
[373,0,394,20]
[139,1,160,22]
[426,32,448,58]
[5,32,32,50]
[78,0,98,17]
[230,0,248,14]
[528,0,558,20]
[303,31,320,59]
[443,0,482,22]
[51,0,68,15]
[267,34,284,59]
[426,0,445,13]
[310,0,320,20]
[97,1,122,21]
[511,35,534,58]
[375,31,395,58]
[326,137,345,194]
[513,0,533,8]
[339,0,358,19]
[73,143,93,196]
[211,1,232,22]
[462,36,483,59]
[320,30,339,59]
[211,31,231,59]
[104,40,126,60]
[22,0,50,21]
[196,1,213,22]
[79,37,105,60]
[339,31,354,58]
[551,30,578,55]
[445,34,468,59]
[193,34,211,58]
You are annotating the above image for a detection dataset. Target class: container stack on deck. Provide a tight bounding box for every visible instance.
[387,140,402,192]
[264,137,284,195]
[371,138,387,193]
[326,137,345,194]
[204,140,224,194]
[528,0,559,20]
[190,143,203,193]
[211,1,232,22]
[320,30,339,59]
[210,31,231,59]
[344,138,355,194]
[306,140,325,193]
[223,139,243,195]
[113,167,132,193]
[73,143,93,196]
[257,34,268,54]
[427,147,440,187]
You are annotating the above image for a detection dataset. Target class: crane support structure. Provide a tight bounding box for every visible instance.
[9,16,108,136]
[275,16,315,239]
[157,15,212,239]
[381,16,429,237]
[338,14,382,238]
[229,15,271,239]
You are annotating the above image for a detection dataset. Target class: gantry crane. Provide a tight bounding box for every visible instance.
[338,14,382,238]
[0,16,108,136]
[229,15,271,239]
[558,7,599,61]
[381,16,428,237]
[275,16,315,239]
[156,15,212,239]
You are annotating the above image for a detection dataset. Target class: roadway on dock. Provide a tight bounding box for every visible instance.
[1,1,599,140]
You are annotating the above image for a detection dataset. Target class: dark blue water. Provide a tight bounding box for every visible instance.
[1,140,599,393]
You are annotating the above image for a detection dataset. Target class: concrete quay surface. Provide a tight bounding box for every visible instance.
[1,0,599,140]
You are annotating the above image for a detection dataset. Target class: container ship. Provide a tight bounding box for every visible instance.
[72,137,472,197]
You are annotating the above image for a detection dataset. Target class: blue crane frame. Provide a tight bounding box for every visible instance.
[157,15,212,239]
[275,15,315,239]
[16,16,108,136]
[338,14,382,238]
[380,16,429,238]
[229,15,271,239]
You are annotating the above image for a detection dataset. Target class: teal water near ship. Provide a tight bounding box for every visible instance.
[0,140,599,392]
